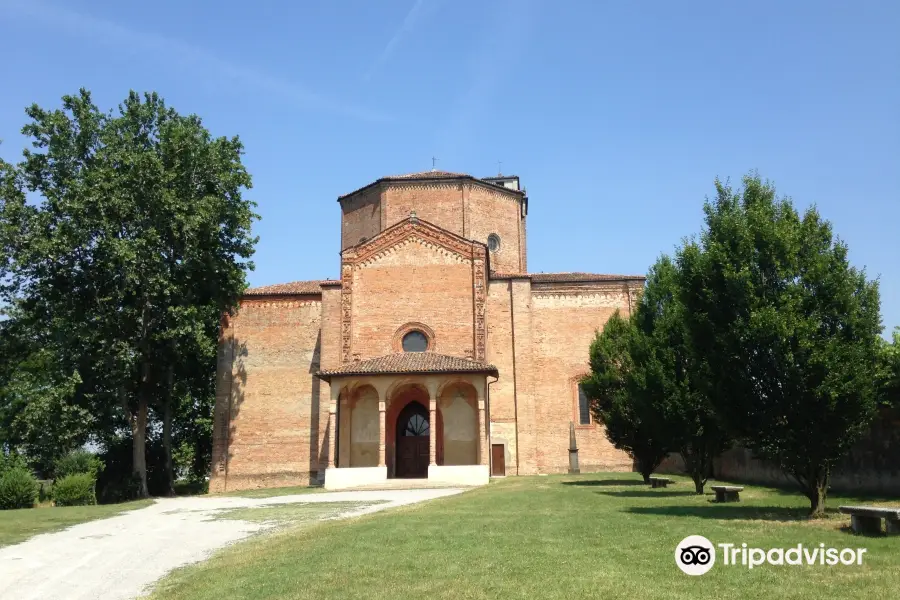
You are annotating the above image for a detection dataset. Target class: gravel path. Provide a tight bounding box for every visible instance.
[0,488,464,600]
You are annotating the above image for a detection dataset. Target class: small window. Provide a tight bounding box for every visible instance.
[487,233,501,253]
[578,384,591,425]
[402,330,428,352]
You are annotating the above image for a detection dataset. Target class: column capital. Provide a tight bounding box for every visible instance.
[329,403,337,415]
[372,379,392,401]
[378,401,386,412]
[478,399,485,410]
[330,383,342,403]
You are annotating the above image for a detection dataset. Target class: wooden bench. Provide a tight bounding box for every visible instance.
[711,485,744,502]
[839,506,900,535]
[649,477,673,489]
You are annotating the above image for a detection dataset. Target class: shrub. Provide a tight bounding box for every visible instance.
[54,449,104,480]
[0,468,39,509]
[53,473,97,506]
[0,452,29,477]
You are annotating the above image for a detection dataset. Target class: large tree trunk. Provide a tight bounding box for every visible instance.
[636,457,655,483]
[162,365,175,497]
[681,445,709,495]
[132,361,151,499]
[131,395,149,498]
[795,464,830,517]
[805,467,829,518]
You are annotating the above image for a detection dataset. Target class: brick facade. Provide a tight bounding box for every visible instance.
[210,171,644,492]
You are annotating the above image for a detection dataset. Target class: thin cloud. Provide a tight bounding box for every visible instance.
[363,0,432,81]
[2,0,391,123]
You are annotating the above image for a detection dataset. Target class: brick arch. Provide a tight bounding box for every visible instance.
[385,383,441,477]
[569,373,594,428]
[437,382,479,466]
[392,322,436,353]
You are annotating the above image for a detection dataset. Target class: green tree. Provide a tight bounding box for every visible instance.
[0,306,89,477]
[876,328,900,408]
[0,90,257,497]
[678,174,882,516]
[582,311,672,482]
[632,256,730,494]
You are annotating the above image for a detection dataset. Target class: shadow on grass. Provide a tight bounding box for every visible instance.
[597,490,699,499]
[625,504,824,522]
[560,479,645,487]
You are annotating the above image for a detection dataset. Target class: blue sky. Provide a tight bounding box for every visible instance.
[1,0,898,336]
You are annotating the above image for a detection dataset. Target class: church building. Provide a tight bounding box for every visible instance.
[209,170,644,491]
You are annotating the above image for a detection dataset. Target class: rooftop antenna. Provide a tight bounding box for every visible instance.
[497,160,503,176]
[431,156,439,172]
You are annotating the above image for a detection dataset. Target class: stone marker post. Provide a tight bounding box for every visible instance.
[568,421,580,474]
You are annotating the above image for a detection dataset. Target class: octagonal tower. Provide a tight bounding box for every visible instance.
[338,170,528,274]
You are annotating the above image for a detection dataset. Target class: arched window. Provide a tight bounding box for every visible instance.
[487,233,501,253]
[402,330,428,352]
[578,383,592,425]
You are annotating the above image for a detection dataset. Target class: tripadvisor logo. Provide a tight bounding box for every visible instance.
[675,536,868,575]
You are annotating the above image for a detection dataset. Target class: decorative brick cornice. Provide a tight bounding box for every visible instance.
[472,246,487,362]
[343,216,481,266]
[338,171,524,202]
[238,299,322,309]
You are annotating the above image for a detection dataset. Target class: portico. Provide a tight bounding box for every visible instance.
[316,353,497,490]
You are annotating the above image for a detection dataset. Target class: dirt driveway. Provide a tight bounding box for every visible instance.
[0,488,464,600]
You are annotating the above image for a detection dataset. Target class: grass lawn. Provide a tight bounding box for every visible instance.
[0,499,153,547]
[150,473,900,600]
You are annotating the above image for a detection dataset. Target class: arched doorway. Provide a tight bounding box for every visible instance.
[395,401,430,478]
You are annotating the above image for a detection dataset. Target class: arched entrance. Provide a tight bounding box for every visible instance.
[395,401,430,478]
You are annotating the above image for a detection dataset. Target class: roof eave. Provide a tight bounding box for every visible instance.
[338,175,525,202]
[315,365,499,383]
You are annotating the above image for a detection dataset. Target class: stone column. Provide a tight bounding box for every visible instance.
[478,397,488,466]
[429,398,437,466]
[427,380,439,467]
[378,400,386,467]
[328,384,340,469]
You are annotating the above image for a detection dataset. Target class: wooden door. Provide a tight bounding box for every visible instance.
[491,444,505,476]
[396,402,430,478]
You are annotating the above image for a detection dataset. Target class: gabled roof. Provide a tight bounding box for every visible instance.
[316,352,498,381]
[243,279,336,296]
[341,214,484,262]
[338,170,525,201]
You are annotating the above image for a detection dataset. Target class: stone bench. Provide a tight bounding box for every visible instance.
[711,485,743,502]
[839,506,900,535]
[649,477,674,489]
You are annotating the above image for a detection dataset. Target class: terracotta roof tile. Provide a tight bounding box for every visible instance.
[338,171,525,200]
[316,352,498,381]
[243,280,336,296]
[385,170,470,179]
[490,272,645,283]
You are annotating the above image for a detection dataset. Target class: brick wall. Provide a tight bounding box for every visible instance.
[209,296,323,492]
[384,183,466,235]
[528,283,635,474]
[342,180,526,274]
[467,185,525,273]
[349,241,475,359]
[341,188,382,250]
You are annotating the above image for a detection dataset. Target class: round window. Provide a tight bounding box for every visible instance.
[487,233,501,253]
[401,330,428,352]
